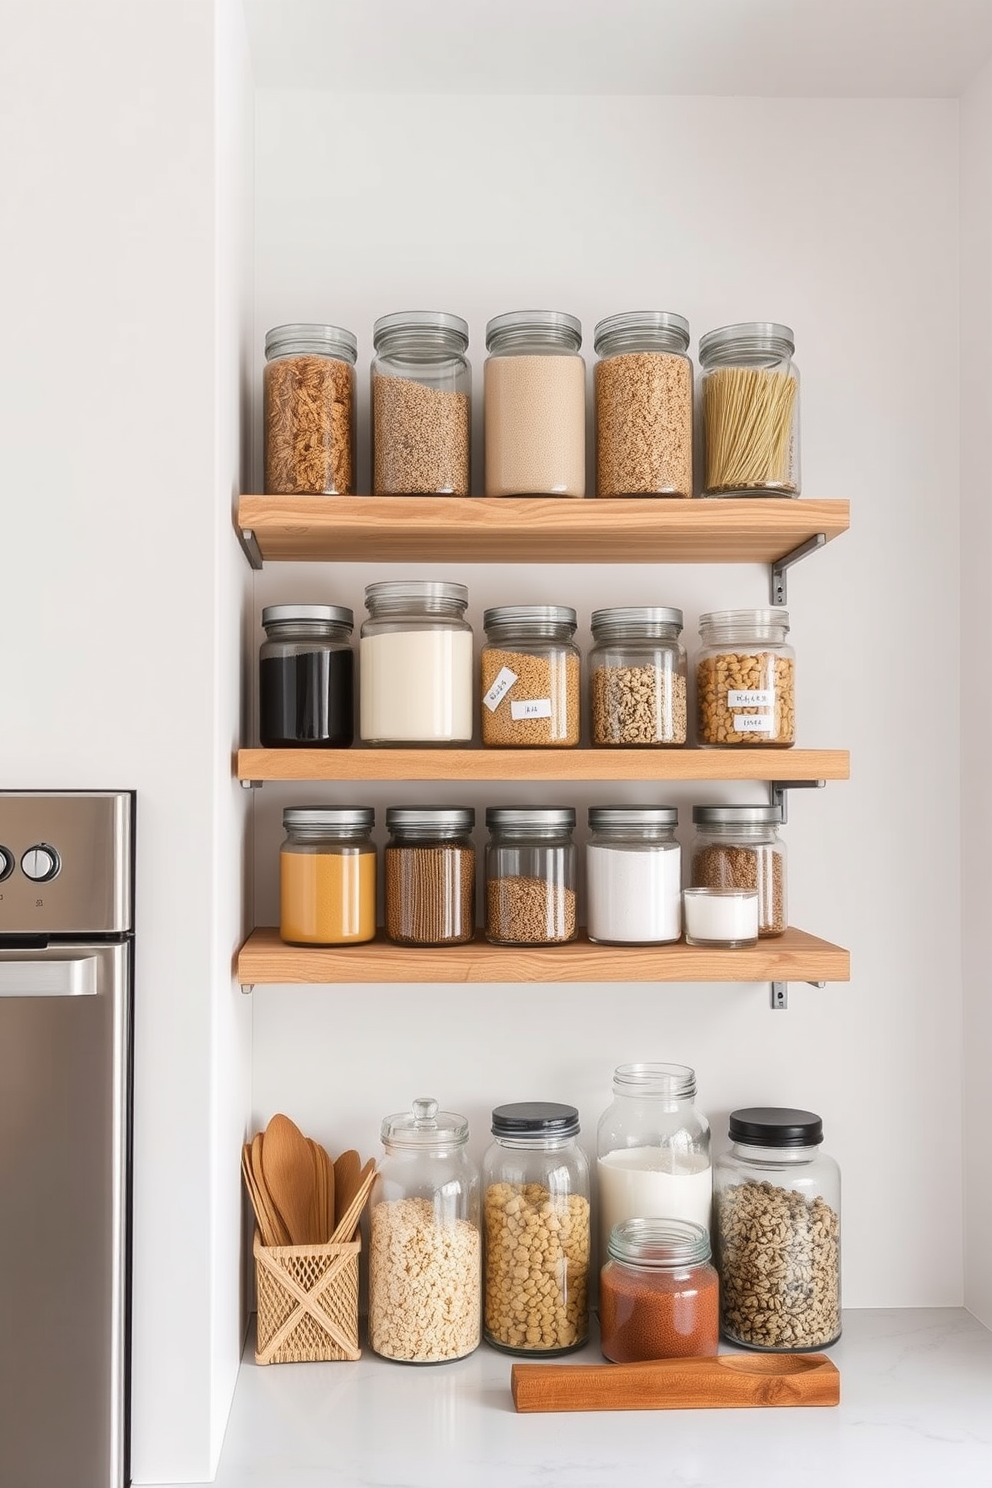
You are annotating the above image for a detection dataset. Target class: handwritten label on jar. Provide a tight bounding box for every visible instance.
[511,698,553,720]
[483,666,519,712]
[734,714,774,732]
[728,689,774,708]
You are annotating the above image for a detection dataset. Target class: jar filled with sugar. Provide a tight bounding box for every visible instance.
[359,580,474,744]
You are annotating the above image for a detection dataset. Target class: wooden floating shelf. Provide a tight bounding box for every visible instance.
[237,927,849,987]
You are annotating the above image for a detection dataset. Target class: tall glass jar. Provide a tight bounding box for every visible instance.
[589,606,687,746]
[279,806,376,946]
[599,1218,719,1363]
[593,312,693,498]
[371,312,471,496]
[484,807,577,945]
[259,603,355,748]
[383,806,476,946]
[483,1102,590,1355]
[586,806,681,946]
[690,805,787,937]
[699,322,800,496]
[263,323,357,495]
[360,580,473,744]
[480,605,580,747]
[695,608,796,747]
[369,1097,481,1363]
[596,1063,712,1266]
[714,1107,841,1352]
[484,311,585,496]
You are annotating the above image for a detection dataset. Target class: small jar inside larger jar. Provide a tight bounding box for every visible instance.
[263,323,357,495]
[695,608,795,746]
[690,805,787,937]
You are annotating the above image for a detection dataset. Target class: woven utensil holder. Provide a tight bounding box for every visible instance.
[253,1230,361,1364]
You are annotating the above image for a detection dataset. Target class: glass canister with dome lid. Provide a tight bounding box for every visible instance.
[371,311,471,495]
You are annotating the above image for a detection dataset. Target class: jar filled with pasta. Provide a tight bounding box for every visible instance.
[263,323,357,495]
[699,322,799,496]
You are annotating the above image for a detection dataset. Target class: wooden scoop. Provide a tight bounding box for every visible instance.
[329,1157,376,1244]
[261,1113,317,1244]
[510,1353,840,1413]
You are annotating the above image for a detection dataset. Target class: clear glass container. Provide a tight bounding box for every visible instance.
[714,1107,841,1352]
[695,608,796,747]
[359,580,473,744]
[481,606,580,747]
[599,1218,719,1363]
[593,312,693,498]
[589,606,687,746]
[596,1063,712,1266]
[484,311,586,496]
[259,603,355,748]
[586,806,682,946]
[369,1097,481,1363]
[371,311,471,495]
[383,806,476,946]
[484,807,577,945]
[279,806,376,946]
[263,323,357,495]
[690,805,787,938]
[483,1102,590,1355]
[682,887,758,948]
[699,321,800,497]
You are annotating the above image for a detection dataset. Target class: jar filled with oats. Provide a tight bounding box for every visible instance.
[369,1097,481,1363]
[594,311,693,497]
[690,805,787,938]
[695,608,795,747]
[484,807,577,945]
[371,311,471,495]
[589,606,687,746]
[263,323,357,494]
[483,1102,590,1355]
[484,311,586,496]
[699,321,800,496]
[481,606,580,747]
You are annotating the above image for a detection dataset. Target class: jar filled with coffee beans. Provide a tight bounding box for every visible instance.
[589,606,687,746]
[690,805,787,938]
[383,807,476,946]
[695,608,795,746]
[481,606,581,747]
[484,807,577,945]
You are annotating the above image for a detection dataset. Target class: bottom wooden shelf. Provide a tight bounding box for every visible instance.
[237,927,849,987]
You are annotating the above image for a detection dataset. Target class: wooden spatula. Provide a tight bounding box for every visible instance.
[329,1157,377,1244]
[246,1135,290,1247]
[262,1113,317,1245]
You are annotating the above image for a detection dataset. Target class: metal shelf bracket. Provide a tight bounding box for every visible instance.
[241,983,254,996]
[771,978,826,1010]
[237,526,263,571]
[770,532,826,605]
[770,779,825,823]
[241,779,263,790]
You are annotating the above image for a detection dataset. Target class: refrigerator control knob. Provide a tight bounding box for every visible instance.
[21,844,61,882]
[0,846,13,881]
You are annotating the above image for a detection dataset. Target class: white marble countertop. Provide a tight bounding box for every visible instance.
[160,1309,992,1488]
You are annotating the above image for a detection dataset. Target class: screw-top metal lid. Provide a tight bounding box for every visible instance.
[483,605,577,631]
[381,1096,470,1149]
[593,311,690,355]
[591,606,684,633]
[282,806,374,830]
[262,603,354,630]
[491,1101,580,1138]
[485,310,582,352]
[364,580,469,610]
[691,805,783,826]
[698,322,795,363]
[385,806,475,833]
[264,322,358,363]
[485,807,576,830]
[607,1217,711,1269]
[728,1106,823,1147]
[372,310,469,350]
[589,806,679,829]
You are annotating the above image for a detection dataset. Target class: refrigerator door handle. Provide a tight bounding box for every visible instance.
[0,956,99,997]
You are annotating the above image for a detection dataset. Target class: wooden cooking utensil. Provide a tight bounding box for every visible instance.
[261,1114,315,1245]
[510,1353,840,1413]
[307,1138,327,1243]
[244,1138,290,1247]
[333,1149,360,1231]
[321,1144,336,1241]
[329,1158,376,1244]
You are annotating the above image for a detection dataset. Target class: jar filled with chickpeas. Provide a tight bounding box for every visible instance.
[483,1102,591,1355]
[695,609,795,747]
[593,311,693,497]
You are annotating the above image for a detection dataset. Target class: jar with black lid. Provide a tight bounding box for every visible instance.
[699,321,800,496]
[594,311,693,498]
[263,323,357,495]
[259,604,354,748]
[690,805,787,937]
[480,606,580,747]
[484,807,577,945]
[589,606,687,746]
[384,807,476,946]
[371,312,471,495]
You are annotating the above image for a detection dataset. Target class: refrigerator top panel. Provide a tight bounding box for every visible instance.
[0,791,133,936]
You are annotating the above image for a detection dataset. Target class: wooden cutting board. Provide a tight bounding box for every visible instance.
[511,1353,840,1413]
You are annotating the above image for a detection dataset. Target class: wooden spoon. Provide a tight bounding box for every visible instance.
[333,1149,360,1231]
[329,1157,377,1244]
[306,1137,333,1243]
[261,1114,316,1245]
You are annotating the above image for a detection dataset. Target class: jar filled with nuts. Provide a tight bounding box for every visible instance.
[483,1102,591,1355]
[589,606,687,747]
[695,608,795,747]
[593,311,693,498]
[690,805,787,938]
[484,807,577,945]
[263,323,357,495]
[481,606,580,747]
[371,311,471,495]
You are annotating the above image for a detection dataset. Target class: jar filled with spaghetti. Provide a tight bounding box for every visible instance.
[263,323,357,494]
[279,806,376,946]
[699,322,799,497]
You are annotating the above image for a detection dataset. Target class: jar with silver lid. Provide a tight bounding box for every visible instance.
[263,323,357,495]
[593,311,693,498]
[699,322,800,496]
[484,807,577,945]
[279,806,376,947]
[695,608,795,747]
[484,311,585,496]
[589,607,687,746]
[600,1218,719,1363]
[360,580,473,744]
[371,312,471,495]
[384,806,476,947]
[690,805,787,937]
[259,603,355,748]
[481,606,580,747]
[586,806,682,946]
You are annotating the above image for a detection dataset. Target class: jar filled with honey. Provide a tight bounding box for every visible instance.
[279,806,376,946]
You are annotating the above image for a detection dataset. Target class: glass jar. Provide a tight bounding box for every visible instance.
[695,608,796,747]
[690,805,787,938]
[360,580,473,744]
[481,606,580,747]
[699,321,800,497]
[371,312,471,496]
[593,312,693,498]
[369,1097,481,1363]
[596,1063,712,1266]
[682,887,758,948]
[599,1219,719,1363]
[263,323,357,495]
[483,1102,590,1355]
[383,807,476,946]
[259,603,355,748]
[714,1107,841,1352]
[586,806,681,946]
[484,311,586,496]
[589,606,687,746]
[278,806,376,946]
[484,807,577,945]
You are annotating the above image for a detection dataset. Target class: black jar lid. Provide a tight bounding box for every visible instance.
[729,1107,823,1147]
[491,1101,579,1138]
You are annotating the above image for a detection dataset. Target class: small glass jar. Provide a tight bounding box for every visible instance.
[369,1097,481,1363]
[484,311,586,496]
[278,806,376,946]
[259,603,355,748]
[593,312,693,498]
[596,1063,712,1265]
[263,323,357,495]
[599,1219,719,1363]
[484,807,577,945]
[383,807,476,946]
[483,1102,590,1355]
[589,606,687,746]
[682,887,758,948]
[691,805,787,938]
[714,1107,841,1352]
[371,312,471,495]
[480,606,580,747]
[695,608,796,747]
[360,580,473,744]
[699,322,800,497]
[586,806,681,946]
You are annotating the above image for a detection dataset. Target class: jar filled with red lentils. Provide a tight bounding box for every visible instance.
[599,1218,719,1362]
[371,312,471,495]
[594,312,693,497]
[484,311,586,496]
[481,606,580,747]
[695,608,796,747]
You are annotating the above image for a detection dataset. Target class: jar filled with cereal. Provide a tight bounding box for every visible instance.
[695,608,795,747]
[589,606,687,746]
[481,606,580,747]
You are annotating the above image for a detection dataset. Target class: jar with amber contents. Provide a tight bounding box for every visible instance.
[279,806,376,946]
[599,1218,719,1363]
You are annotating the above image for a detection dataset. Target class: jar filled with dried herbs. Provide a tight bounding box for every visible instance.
[263,322,357,495]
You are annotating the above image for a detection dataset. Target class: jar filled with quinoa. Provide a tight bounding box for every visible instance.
[484,807,577,945]
[593,311,693,497]
[371,311,471,495]
[589,606,687,746]
[263,323,357,495]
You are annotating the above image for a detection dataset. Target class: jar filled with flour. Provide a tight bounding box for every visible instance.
[586,806,682,945]
[484,310,586,496]
[359,580,474,744]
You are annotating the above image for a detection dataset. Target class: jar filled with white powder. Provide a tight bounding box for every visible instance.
[484,310,586,496]
[360,580,474,744]
[586,806,682,945]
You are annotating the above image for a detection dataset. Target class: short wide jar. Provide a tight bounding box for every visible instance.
[371,311,471,495]
[484,311,586,496]
[481,606,580,747]
[263,323,356,495]
[360,580,474,744]
[383,807,476,947]
[259,603,354,748]
[279,806,376,946]
[695,608,796,747]
[691,805,787,937]
[586,806,682,946]
[590,606,687,746]
[594,311,693,498]
[699,321,800,496]
[484,807,577,945]
[600,1219,719,1363]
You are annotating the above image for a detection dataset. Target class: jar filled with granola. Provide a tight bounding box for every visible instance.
[263,323,357,494]
[590,606,687,746]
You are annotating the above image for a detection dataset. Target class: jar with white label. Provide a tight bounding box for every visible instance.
[690,805,787,937]
[589,607,687,746]
[360,581,474,744]
[695,608,795,747]
[480,606,580,747]
[484,311,586,496]
[699,321,800,496]
[586,806,681,945]
[484,807,577,945]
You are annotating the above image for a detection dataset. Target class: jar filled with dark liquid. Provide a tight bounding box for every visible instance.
[259,604,355,748]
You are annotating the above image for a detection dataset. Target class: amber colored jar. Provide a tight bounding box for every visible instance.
[599,1218,719,1363]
